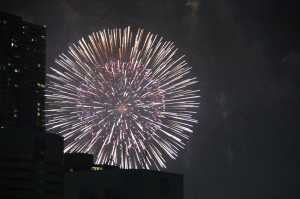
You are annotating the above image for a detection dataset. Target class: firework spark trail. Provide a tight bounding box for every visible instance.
[46,27,200,170]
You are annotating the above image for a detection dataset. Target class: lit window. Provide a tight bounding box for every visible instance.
[37,112,40,116]
[11,43,14,47]
[37,102,40,106]
[91,166,103,171]
[14,84,18,87]
[69,168,74,172]
[13,114,17,118]
[37,63,41,68]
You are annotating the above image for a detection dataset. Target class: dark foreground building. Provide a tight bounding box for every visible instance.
[0,127,64,199]
[64,153,183,199]
[0,11,46,132]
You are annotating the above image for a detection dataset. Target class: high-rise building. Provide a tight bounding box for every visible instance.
[0,11,46,132]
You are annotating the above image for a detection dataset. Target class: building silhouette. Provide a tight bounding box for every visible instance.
[0,11,184,199]
[64,153,183,199]
[0,11,46,132]
[0,127,64,199]
[0,12,65,199]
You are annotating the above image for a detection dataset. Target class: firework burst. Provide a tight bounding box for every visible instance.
[46,27,199,169]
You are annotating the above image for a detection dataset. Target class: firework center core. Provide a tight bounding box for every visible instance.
[117,103,127,114]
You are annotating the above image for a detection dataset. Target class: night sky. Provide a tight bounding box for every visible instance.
[1,0,300,198]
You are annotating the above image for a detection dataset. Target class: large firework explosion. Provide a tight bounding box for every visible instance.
[46,27,199,169]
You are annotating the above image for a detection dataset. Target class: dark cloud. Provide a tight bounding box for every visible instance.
[59,0,80,22]
[186,0,202,12]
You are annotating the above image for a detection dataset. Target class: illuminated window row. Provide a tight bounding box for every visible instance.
[91,166,103,171]
[0,19,8,24]
[11,38,18,47]
[68,167,104,172]
[37,83,45,88]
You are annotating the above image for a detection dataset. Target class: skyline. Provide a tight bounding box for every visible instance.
[1,0,300,198]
